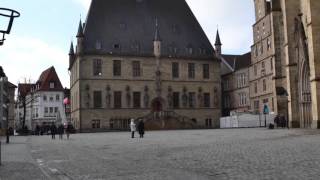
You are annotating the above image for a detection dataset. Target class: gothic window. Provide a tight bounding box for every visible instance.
[263,79,266,92]
[93,59,102,76]
[93,91,102,108]
[172,62,179,79]
[260,42,264,54]
[173,92,180,109]
[188,63,195,79]
[204,93,210,108]
[133,92,141,108]
[254,82,258,93]
[113,60,121,76]
[203,64,210,79]
[114,91,122,108]
[254,65,257,76]
[188,92,196,108]
[132,61,141,77]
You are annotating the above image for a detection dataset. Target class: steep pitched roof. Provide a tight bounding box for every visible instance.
[222,52,251,71]
[81,0,215,59]
[37,66,63,91]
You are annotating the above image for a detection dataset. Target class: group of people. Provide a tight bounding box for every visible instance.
[130,119,145,138]
[274,114,289,128]
[49,123,73,140]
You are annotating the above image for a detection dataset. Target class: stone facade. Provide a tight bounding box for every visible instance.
[221,53,251,116]
[69,0,221,132]
[252,0,320,128]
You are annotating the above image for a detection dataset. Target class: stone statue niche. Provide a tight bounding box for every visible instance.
[126,85,131,107]
[182,86,188,108]
[106,85,111,108]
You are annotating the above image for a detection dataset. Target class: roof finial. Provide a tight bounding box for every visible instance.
[154,18,161,41]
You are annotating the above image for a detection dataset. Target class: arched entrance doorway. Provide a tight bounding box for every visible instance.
[295,16,312,128]
[151,98,163,112]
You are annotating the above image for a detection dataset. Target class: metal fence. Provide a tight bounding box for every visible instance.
[220,113,276,128]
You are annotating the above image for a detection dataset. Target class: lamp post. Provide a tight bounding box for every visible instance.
[0,7,20,46]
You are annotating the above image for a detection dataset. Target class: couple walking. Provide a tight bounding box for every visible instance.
[130,119,144,138]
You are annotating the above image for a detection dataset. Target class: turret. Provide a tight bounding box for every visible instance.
[76,19,84,54]
[215,30,222,57]
[153,19,161,58]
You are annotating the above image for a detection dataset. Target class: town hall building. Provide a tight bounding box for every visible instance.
[69,0,221,131]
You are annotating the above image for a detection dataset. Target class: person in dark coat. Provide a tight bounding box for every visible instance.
[66,123,72,140]
[58,124,64,140]
[50,123,57,139]
[137,119,145,138]
[35,125,40,136]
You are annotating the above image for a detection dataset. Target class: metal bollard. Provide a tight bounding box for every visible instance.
[0,140,2,166]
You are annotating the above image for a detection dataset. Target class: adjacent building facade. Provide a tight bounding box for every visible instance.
[252,0,320,128]
[69,0,221,132]
[16,67,67,131]
[221,52,251,116]
[0,66,17,135]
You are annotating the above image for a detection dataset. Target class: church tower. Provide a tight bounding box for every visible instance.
[76,19,84,54]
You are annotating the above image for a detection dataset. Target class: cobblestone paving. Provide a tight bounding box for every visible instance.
[1,128,320,180]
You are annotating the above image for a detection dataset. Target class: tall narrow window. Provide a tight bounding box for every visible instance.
[254,82,258,93]
[204,93,210,108]
[56,94,60,101]
[114,91,122,108]
[188,92,196,108]
[188,63,195,79]
[203,64,209,79]
[254,65,257,76]
[93,59,102,76]
[172,62,179,78]
[263,79,267,91]
[93,91,102,108]
[133,92,141,108]
[132,61,141,77]
[173,92,180,108]
[113,60,121,76]
[270,58,273,70]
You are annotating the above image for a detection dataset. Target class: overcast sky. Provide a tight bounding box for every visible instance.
[0,0,255,88]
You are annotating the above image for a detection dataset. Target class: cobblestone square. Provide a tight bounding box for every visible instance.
[1,128,320,180]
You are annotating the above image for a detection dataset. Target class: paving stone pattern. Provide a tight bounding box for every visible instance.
[1,128,320,180]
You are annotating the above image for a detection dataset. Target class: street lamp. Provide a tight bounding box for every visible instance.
[0,8,20,46]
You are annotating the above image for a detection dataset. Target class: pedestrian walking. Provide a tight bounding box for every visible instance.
[58,124,64,140]
[50,123,57,140]
[130,119,136,138]
[137,119,145,138]
[66,123,72,139]
[35,125,40,136]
